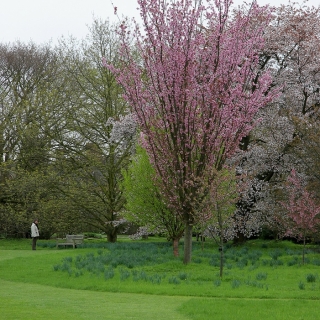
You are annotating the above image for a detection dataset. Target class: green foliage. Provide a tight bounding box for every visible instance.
[244,278,264,288]
[287,256,299,266]
[178,272,188,281]
[2,20,138,241]
[256,272,268,281]
[52,242,173,277]
[119,267,131,281]
[122,145,184,242]
[132,270,148,282]
[213,279,221,287]
[306,273,317,283]
[312,259,320,266]
[104,266,115,280]
[231,279,241,288]
[269,249,283,260]
[2,238,320,300]
[168,276,181,285]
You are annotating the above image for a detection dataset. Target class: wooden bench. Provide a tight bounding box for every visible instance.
[56,234,84,249]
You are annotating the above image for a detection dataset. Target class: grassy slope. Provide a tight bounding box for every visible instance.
[2,278,320,320]
[1,239,320,319]
[0,278,191,320]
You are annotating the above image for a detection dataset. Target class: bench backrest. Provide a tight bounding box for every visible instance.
[66,234,84,244]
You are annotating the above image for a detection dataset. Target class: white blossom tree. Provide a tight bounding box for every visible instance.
[233,3,320,240]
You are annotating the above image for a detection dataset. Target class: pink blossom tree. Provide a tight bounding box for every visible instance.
[107,0,275,263]
[281,169,320,264]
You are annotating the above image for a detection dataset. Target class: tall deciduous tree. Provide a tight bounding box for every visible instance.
[233,3,320,240]
[56,19,136,242]
[0,41,60,237]
[108,0,275,263]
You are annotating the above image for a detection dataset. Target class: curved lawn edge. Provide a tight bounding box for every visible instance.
[0,279,189,320]
[2,279,320,320]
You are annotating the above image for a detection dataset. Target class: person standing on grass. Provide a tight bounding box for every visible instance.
[31,220,39,250]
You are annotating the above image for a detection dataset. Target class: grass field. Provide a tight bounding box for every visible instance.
[1,237,320,319]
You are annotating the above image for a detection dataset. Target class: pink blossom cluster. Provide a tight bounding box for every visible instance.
[107,0,275,224]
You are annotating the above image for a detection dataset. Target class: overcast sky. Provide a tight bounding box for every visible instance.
[0,0,318,45]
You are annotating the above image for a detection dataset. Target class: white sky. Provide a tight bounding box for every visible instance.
[0,0,318,45]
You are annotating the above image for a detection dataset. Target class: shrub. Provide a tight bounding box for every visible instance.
[132,270,148,282]
[306,274,317,283]
[104,267,115,280]
[53,264,60,271]
[256,272,268,281]
[245,279,264,288]
[231,279,241,288]
[213,279,221,287]
[209,258,220,267]
[287,256,299,266]
[168,276,180,285]
[226,263,233,270]
[62,256,73,263]
[119,268,131,281]
[299,281,305,290]
[193,257,202,264]
[312,259,320,266]
[178,272,188,280]
[248,250,263,263]
[148,274,163,284]
[269,249,283,260]
[240,247,249,255]
[248,264,259,271]
[269,259,283,267]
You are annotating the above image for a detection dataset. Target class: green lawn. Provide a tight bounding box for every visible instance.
[1,238,320,319]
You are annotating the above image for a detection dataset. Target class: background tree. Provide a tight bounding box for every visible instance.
[280,169,320,264]
[0,41,61,237]
[233,3,320,241]
[108,0,275,263]
[291,112,320,199]
[199,167,239,277]
[56,19,136,241]
[122,145,184,256]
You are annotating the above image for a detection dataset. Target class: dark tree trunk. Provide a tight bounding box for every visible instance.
[233,231,246,245]
[107,232,117,242]
[219,240,224,278]
[302,235,306,265]
[173,237,180,257]
[183,222,193,264]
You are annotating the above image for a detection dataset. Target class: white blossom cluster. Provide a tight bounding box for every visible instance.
[129,226,150,240]
[108,113,137,146]
[230,4,320,239]
[203,221,236,242]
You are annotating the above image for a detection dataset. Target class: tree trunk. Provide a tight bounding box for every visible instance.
[233,231,246,245]
[183,222,193,264]
[107,232,117,242]
[302,235,306,265]
[219,239,224,278]
[173,238,180,257]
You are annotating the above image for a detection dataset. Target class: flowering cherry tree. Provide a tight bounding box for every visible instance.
[281,169,320,264]
[233,3,320,241]
[107,0,275,263]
